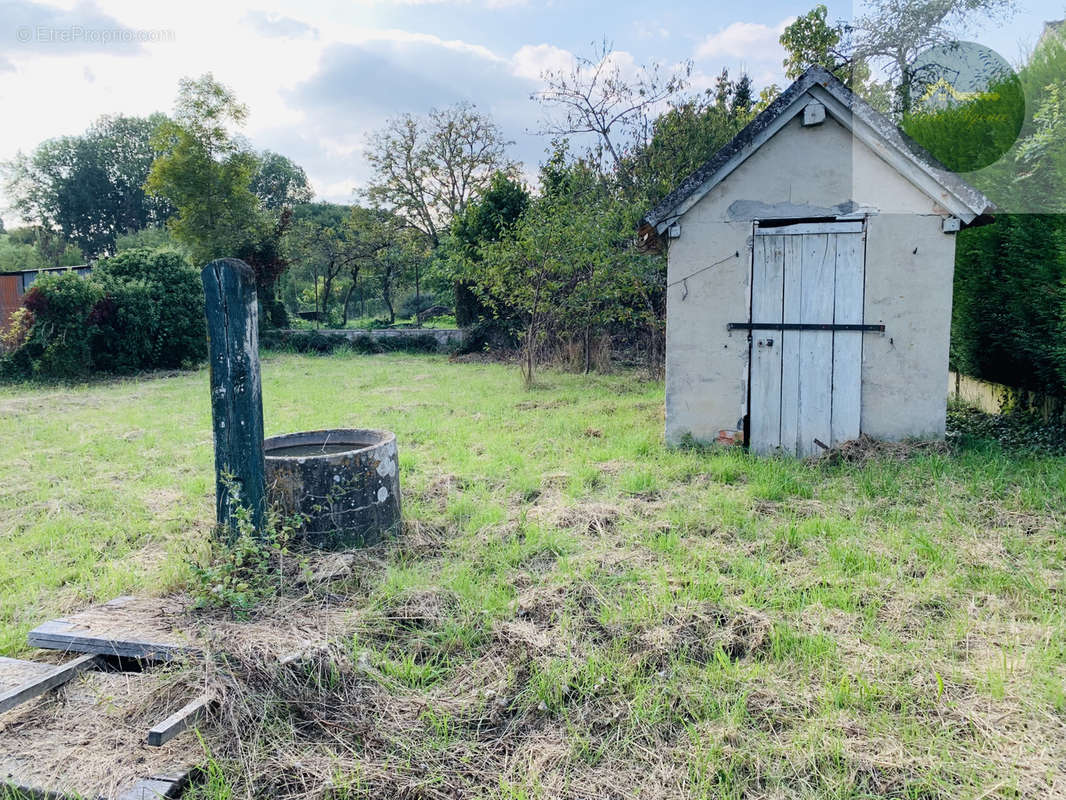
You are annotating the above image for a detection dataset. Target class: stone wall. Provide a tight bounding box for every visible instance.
[308,328,466,347]
[262,328,466,353]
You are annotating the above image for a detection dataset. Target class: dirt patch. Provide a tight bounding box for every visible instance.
[448,350,517,365]
[513,398,576,411]
[638,604,771,666]
[0,669,200,797]
[554,502,622,535]
[420,473,467,510]
[753,497,829,518]
[143,487,183,516]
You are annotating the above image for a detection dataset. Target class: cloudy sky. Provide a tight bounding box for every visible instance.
[1,0,1062,226]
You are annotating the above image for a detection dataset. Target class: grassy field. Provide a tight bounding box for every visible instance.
[1,353,1064,798]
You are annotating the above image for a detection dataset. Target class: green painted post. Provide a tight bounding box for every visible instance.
[202,258,267,537]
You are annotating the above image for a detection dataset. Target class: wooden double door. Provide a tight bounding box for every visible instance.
[747,221,868,456]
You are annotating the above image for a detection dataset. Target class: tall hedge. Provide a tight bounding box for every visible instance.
[951,216,1066,394]
[903,37,1066,397]
[91,248,206,371]
[0,247,206,380]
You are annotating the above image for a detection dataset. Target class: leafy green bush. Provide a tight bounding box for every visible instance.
[3,271,102,379]
[0,247,207,380]
[91,248,206,371]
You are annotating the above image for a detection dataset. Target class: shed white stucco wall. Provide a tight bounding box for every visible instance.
[665,104,958,446]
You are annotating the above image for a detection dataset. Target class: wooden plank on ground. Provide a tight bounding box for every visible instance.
[118,767,200,800]
[0,782,97,800]
[0,654,98,715]
[116,779,176,800]
[27,597,196,662]
[0,656,56,695]
[147,695,214,747]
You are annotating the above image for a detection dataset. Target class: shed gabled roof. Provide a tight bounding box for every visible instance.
[640,65,994,234]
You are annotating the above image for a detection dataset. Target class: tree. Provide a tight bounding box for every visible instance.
[146,74,265,264]
[534,41,691,192]
[630,70,757,207]
[365,104,515,246]
[0,226,83,269]
[2,114,171,258]
[286,205,403,325]
[450,171,529,325]
[781,1,1017,113]
[371,228,426,325]
[477,156,656,384]
[780,5,851,81]
[251,151,314,210]
[236,207,294,328]
[846,0,1016,112]
[287,214,362,323]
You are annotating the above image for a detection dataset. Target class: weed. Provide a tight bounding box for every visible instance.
[187,475,303,617]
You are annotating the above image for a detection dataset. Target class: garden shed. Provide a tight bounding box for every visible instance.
[641,66,994,456]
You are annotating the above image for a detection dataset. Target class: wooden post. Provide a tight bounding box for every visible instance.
[202,258,267,537]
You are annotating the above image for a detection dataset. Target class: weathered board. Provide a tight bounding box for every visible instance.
[749,226,866,456]
[794,232,835,458]
[779,235,803,452]
[749,235,784,453]
[0,654,98,715]
[202,258,267,536]
[2,764,194,800]
[0,669,199,800]
[147,695,214,747]
[27,597,195,661]
[115,769,196,800]
[0,656,55,695]
[831,231,865,446]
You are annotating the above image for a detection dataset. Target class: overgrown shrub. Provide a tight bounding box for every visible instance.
[190,475,303,617]
[0,247,207,380]
[3,271,102,379]
[947,403,1066,455]
[91,248,206,372]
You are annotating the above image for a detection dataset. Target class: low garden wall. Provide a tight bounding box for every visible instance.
[949,371,1065,421]
[261,327,466,354]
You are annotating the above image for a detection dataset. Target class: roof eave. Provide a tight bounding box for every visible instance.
[639,65,994,231]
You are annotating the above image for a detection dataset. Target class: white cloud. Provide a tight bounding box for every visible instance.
[695,18,794,63]
[511,43,574,81]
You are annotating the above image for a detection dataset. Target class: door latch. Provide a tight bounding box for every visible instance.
[757,338,774,348]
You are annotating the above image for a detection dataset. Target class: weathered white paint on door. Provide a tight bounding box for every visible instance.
[749,224,865,456]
